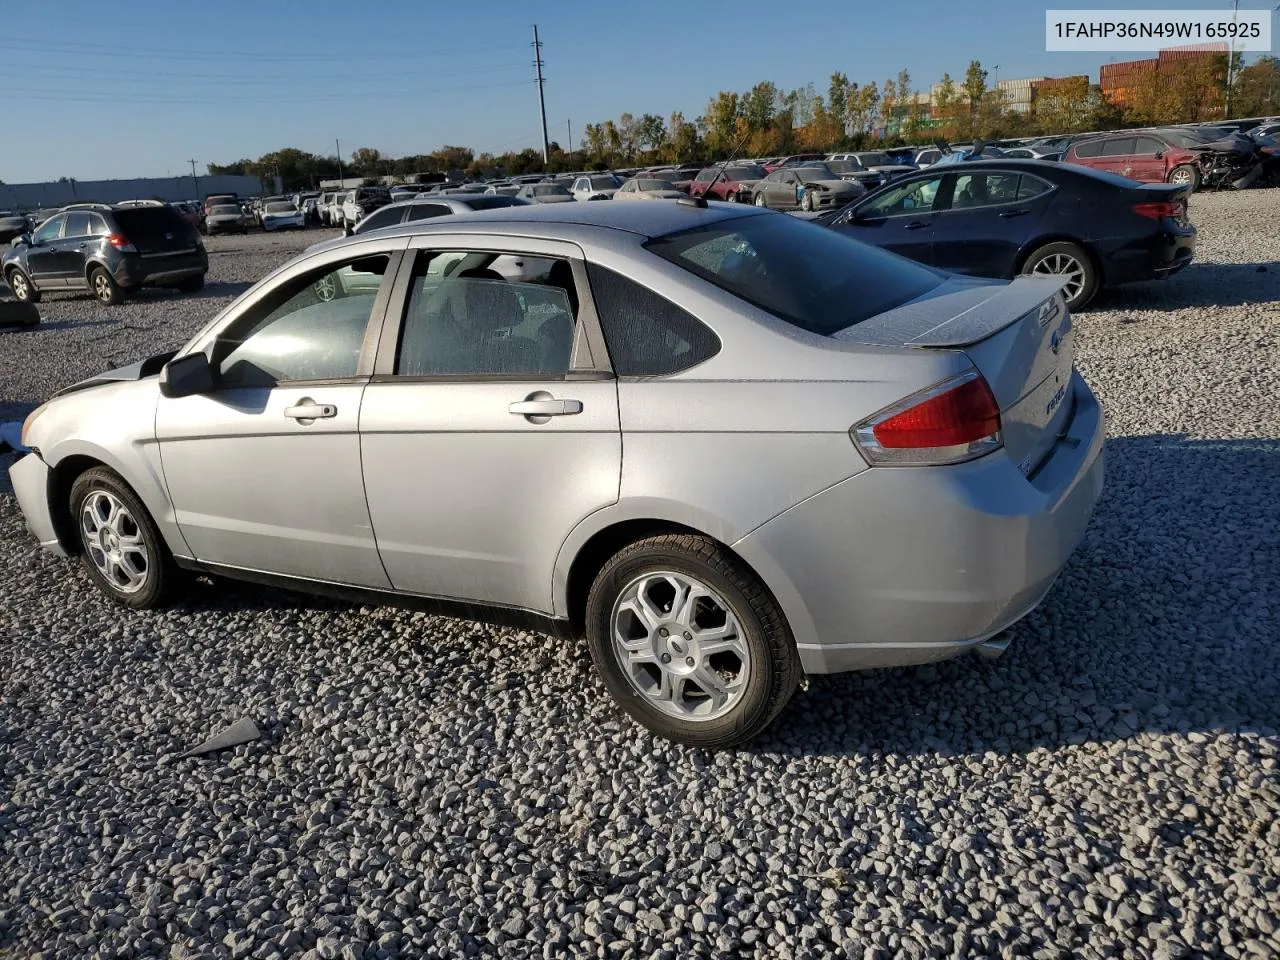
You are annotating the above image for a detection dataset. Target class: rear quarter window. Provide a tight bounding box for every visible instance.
[586,264,720,376]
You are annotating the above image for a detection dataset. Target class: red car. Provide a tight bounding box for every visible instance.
[763,153,826,173]
[687,163,769,202]
[1064,132,1200,188]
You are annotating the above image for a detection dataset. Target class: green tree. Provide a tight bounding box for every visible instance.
[702,91,741,155]
[637,113,667,154]
[350,147,382,175]
[666,111,700,162]
[963,60,988,116]
[741,81,778,133]
[828,72,850,138]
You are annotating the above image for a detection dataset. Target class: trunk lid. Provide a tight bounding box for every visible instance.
[835,275,1075,475]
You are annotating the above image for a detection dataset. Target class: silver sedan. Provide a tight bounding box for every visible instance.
[10,202,1104,747]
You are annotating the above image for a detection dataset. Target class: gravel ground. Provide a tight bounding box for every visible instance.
[2,201,1278,960]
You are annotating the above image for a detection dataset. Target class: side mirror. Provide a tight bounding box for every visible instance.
[14,233,31,247]
[159,352,213,398]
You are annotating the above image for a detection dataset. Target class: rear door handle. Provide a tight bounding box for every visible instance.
[508,398,583,416]
[904,220,929,230]
[998,209,1031,218]
[284,400,337,422]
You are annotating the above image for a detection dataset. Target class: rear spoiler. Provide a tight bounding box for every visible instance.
[833,275,1067,348]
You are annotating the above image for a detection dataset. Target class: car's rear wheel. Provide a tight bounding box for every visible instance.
[70,467,181,609]
[6,267,40,304]
[754,192,768,208]
[89,266,125,306]
[1021,241,1097,311]
[177,275,205,294]
[1168,164,1200,190]
[800,191,815,212]
[585,534,801,747]
[725,191,739,203]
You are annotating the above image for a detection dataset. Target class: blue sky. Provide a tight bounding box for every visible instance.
[5,0,1273,183]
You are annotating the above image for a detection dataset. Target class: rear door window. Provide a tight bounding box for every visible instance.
[64,212,92,237]
[1134,136,1166,155]
[1101,138,1136,157]
[646,213,943,336]
[1072,140,1104,159]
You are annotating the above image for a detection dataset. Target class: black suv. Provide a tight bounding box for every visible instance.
[2,202,208,306]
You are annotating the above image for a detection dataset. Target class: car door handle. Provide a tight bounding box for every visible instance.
[284,400,337,421]
[904,220,930,230]
[998,209,1031,218]
[508,398,583,416]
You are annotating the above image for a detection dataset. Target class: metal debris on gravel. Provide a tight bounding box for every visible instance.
[1,204,1278,959]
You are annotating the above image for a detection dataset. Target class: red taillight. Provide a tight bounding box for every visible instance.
[853,370,1003,465]
[106,233,137,252]
[1132,201,1184,220]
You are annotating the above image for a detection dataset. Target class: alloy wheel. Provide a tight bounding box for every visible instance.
[93,273,113,302]
[1031,252,1086,303]
[610,571,750,722]
[314,275,337,301]
[80,490,149,594]
[1170,168,1193,185]
[9,271,29,300]
[754,193,767,207]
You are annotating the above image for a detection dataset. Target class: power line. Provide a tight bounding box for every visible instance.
[1,79,532,105]
[3,35,520,63]
[6,61,530,85]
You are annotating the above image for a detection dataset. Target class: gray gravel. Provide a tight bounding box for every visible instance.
[2,201,1279,960]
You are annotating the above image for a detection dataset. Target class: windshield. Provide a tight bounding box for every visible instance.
[827,160,861,173]
[589,176,621,189]
[634,180,673,191]
[646,213,943,336]
[211,205,241,216]
[855,152,891,165]
[534,185,569,196]
[793,164,838,180]
[265,202,295,213]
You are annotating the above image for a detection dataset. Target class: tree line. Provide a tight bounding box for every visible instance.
[210,55,1280,189]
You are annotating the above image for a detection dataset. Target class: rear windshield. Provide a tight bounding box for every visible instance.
[533,185,569,196]
[265,202,295,213]
[111,207,194,242]
[646,213,943,336]
[210,205,241,215]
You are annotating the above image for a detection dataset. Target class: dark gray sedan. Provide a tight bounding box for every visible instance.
[753,164,867,212]
[350,194,529,236]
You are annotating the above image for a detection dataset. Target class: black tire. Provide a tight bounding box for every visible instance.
[585,534,801,748]
[6,267,40,304]
[800,191,815,212]
[176,275,205,294]
[89,266,125,306]
[1167,164,1200,191]
[69,467,182,609]
[1020,241,1098,311]
[754,192,768,209]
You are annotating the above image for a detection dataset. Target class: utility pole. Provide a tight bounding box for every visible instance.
[567,119,573,154]
[188,159,200,201]
[1224,0,1241,119]
[335,138,345,187]
[532,25,550,168]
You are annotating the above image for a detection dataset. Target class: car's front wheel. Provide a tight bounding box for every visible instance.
[754,192,768,208]
[585,534,801,747]
[1168,164,1200,190]
[800,191,815,212]
[70,467,181,609]
[89,266,125,306]
[6,267,40,304]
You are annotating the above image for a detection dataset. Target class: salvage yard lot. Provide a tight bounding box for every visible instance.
[1,196,1278,959]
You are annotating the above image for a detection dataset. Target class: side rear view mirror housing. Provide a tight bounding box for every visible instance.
[14,232,31,247]
[159,351,214,398]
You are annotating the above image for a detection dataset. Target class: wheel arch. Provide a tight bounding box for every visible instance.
[43,440,189,559]
[1014,235,1105,287]
[555,502,816,649]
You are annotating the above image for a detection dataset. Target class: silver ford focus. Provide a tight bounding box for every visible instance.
[9,201,1104,747]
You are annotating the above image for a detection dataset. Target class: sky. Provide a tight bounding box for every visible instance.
[4,0,1274,183]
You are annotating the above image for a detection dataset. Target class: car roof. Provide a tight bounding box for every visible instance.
[315,200,765,253]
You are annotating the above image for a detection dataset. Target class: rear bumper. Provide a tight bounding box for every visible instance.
[1101,227,1196,286]
[734,372,1106,674]
[8,452,67,556]
[115,251,208,287]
